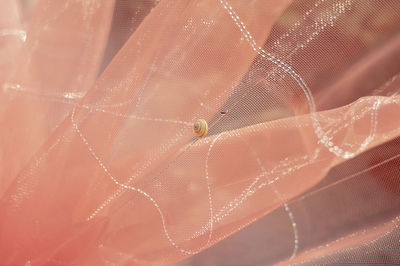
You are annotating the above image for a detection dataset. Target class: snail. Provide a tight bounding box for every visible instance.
[193,119,208,138]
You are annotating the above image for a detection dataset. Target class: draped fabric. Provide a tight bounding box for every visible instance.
[0,0,399,265]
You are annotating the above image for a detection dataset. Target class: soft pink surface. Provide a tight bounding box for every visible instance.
[0,0,400,265]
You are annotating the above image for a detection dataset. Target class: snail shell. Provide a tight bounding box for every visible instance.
[193,119,208,138]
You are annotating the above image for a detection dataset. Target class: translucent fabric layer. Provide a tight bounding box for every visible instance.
[0,0,399,265]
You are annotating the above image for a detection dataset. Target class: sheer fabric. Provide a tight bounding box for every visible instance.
[0,0,399,265]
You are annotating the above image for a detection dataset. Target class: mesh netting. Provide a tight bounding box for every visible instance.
[0,0,399,265]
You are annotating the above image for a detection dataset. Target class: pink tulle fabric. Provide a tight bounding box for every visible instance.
[0,0,399,265]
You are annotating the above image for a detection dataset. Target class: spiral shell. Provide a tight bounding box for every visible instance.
[193,119,208,138]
